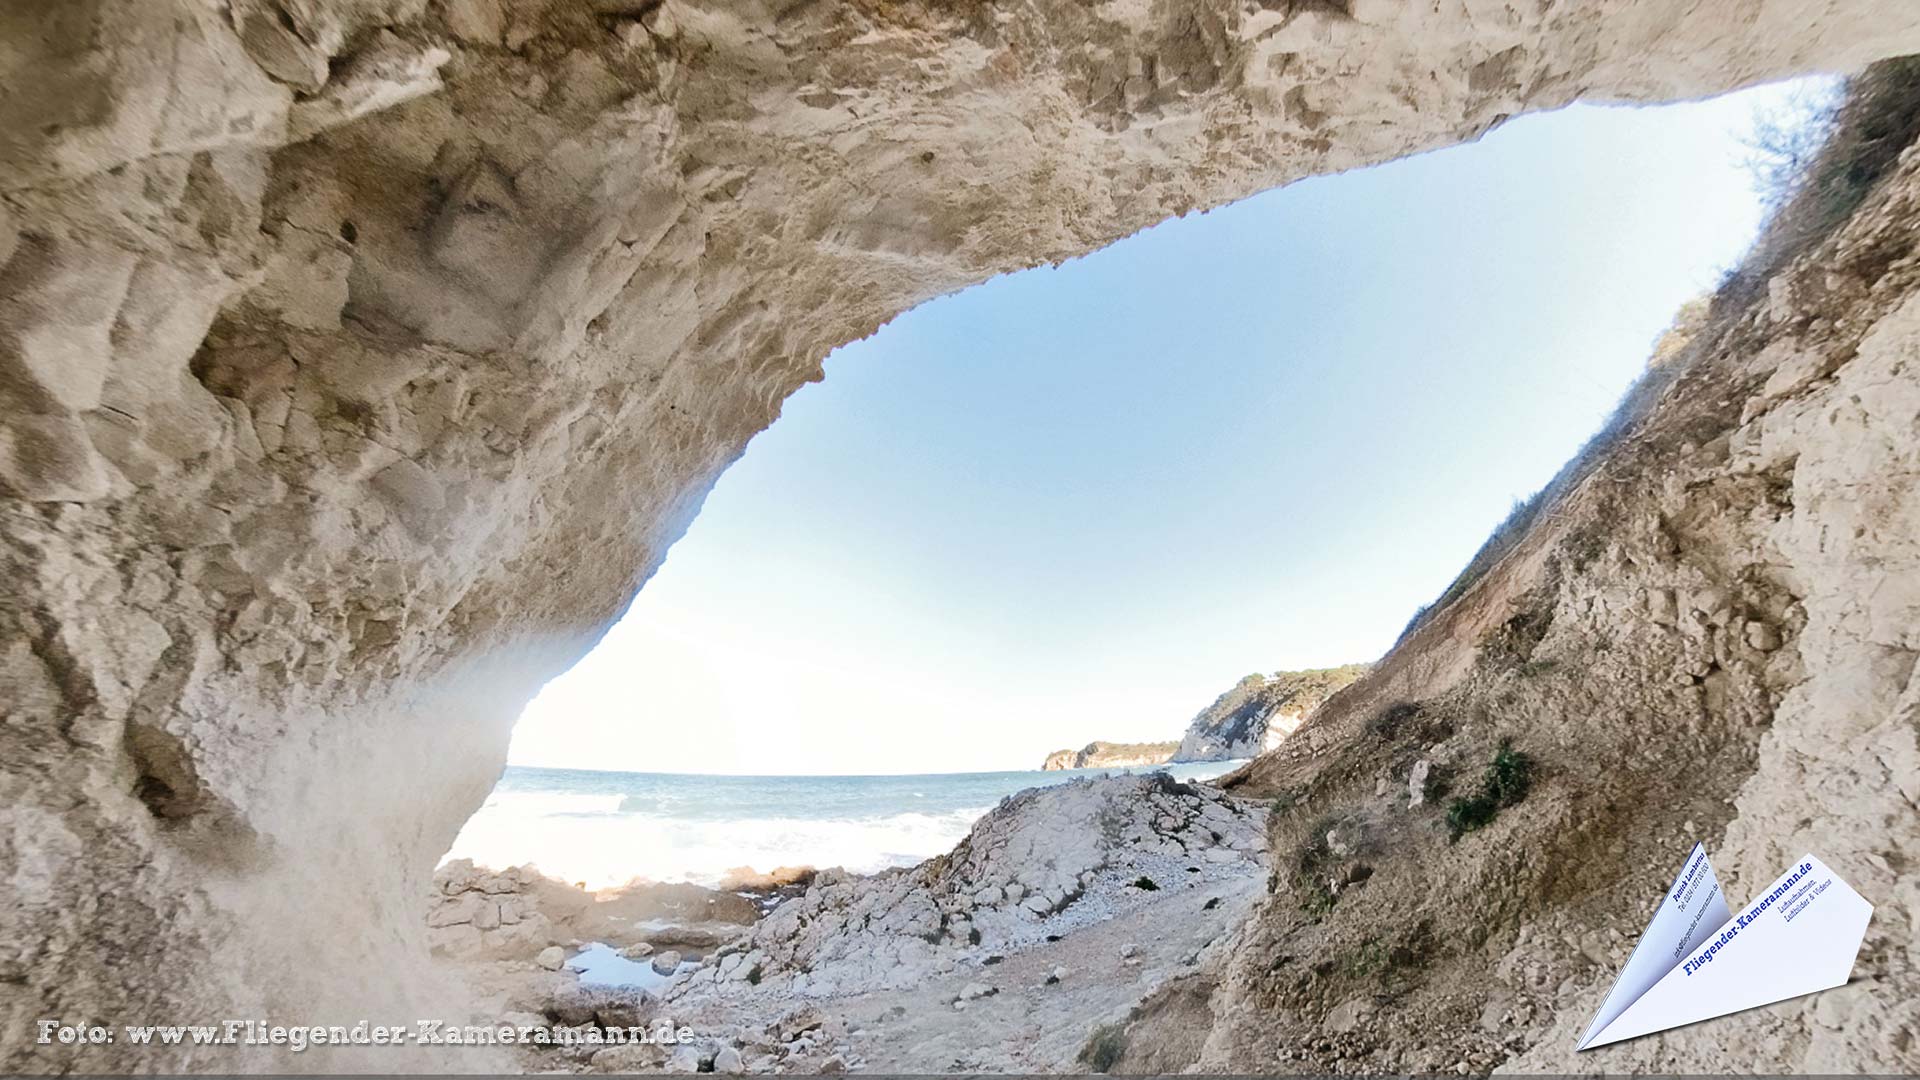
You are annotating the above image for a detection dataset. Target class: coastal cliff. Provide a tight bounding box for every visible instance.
[1041,666,1366,770]
[1040,741,1180,771]
[1174,665,1369,762]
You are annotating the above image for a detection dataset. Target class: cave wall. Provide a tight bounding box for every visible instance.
[4,0,1919,1071]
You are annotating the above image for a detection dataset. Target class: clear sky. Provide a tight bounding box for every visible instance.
[510,80,1821,777]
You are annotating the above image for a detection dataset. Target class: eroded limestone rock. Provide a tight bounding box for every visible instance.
[665,774,1264,1000]
[5,0,1920,1072]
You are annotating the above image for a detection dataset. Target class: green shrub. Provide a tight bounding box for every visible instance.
[1131,876,1159,891]
[1079,1023,1128,1073]
[1446,794,1499,838]
[1343,940,1390,979]
[1446,740,1533,841]
[1485,741,1532,805]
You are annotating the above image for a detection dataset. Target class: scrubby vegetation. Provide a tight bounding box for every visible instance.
[1446,740,1533,841]
[1342,939,1391,979]
[1744,57,1920,273]
[1079,1023,1129,1073]
[1288,815,1341,915]
[1744,81,1845,213]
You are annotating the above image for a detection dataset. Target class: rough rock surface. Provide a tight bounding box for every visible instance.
[678,773,1264,996]
[421,775,1264,1074]
[630,775,1266,1073]
[1174,664,1370,762]
[6,0,1920,1073]
[425,859,758,962]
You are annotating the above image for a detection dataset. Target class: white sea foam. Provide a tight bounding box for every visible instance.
[445,801,991,889]
[481,791,627,816]
[441,760,1247,890]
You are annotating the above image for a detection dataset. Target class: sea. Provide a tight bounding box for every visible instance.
[442,760,1248,890]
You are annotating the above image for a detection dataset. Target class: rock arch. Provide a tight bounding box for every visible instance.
[3,0,1918,1071]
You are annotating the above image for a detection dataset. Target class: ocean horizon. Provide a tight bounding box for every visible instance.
[443,759,1248,890]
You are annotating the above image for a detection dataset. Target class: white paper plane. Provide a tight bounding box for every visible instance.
[1577,846,1872,1050]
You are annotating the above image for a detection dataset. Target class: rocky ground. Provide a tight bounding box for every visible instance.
[430,773,1267,1073]
[426,860,763,965]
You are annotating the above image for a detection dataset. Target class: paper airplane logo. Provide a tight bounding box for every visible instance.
[1576,844,1872,1050]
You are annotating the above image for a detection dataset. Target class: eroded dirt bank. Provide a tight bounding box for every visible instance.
[7,0,1920,1073]
[1112,66,1920,1076]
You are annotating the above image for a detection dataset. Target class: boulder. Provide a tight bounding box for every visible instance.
[775,1006,826,1042]
[1408,760,1434,808]
[663,1043,706,1073]
[591,1044,668,1072]
[427,893,489,928]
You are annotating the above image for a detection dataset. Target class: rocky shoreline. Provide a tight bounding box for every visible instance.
[429,773,1267,1073]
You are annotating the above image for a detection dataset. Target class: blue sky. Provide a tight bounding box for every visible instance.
[511,80,1820,776]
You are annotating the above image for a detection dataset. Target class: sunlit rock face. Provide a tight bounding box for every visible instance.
[2,0,1918,1071]
[1175,666,1368,761]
